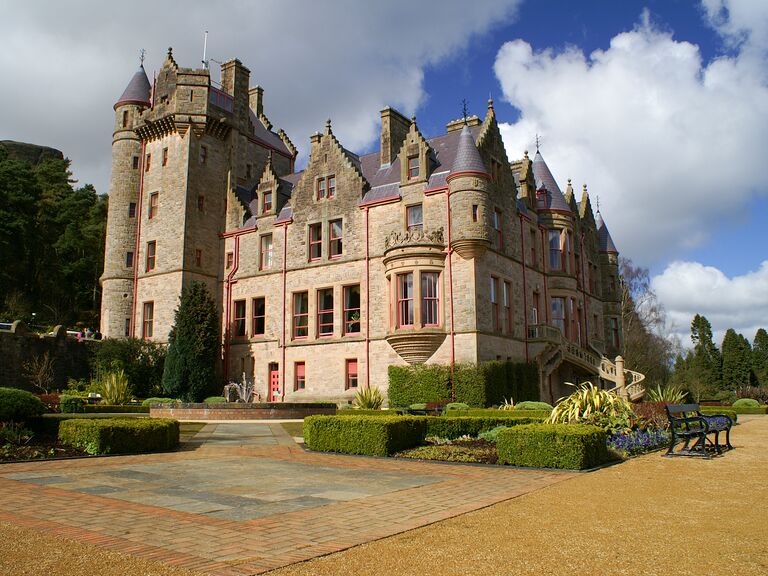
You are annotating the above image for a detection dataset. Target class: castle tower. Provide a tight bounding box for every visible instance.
[447,125,491,259]
[100,65,152,338]
[596,210,621,355]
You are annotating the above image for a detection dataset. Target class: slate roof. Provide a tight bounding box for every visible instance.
[248,110,293,156]
[450,125,488,175]
[595,211,618,253]
[532,151,571,213]
[115,66,151,109]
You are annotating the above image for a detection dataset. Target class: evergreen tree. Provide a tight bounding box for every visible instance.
[721,329,753,389]
[162,282,220,402]
[690,314,722,394]
[753,328,768,386]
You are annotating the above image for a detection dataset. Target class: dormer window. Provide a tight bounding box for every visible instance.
[263,190,273,213]
[317,175,336,200]
[407,156,420,179]
[536,189,547,209]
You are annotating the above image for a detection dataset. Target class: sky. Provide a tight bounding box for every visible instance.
[1,0,766,349]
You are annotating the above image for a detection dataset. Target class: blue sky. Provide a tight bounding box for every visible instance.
[1,0,766,346]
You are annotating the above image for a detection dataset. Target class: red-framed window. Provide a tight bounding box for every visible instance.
[263,190,272,213]
[421,272,439,326]
[148,192,158,219]
[317,288,334,337]
[162,147,168,166]
[195,249,202,267]
[142,302,154,339]
[503,281,512,335]
[407,156,420,179]
[260,234,273,270]
[145,153,151,172]
[491,277,500,332]
[146,241,156,272]
[345,359,358,389]
[125,251,133,268]
[293,292,309,339]
[252,297,265,336]
[309,223,322,261]
[536,189,547,209]
[549,230,562,271]
[552,297,566,335]
[233,299,246,338]
[226,251,234,269]
[493,209,503,250]
[343,285,361,335]
[327,175,336,198]
[128,202,136,218]
[406,204,423,232]
[329,219,343,258]
[397,273,414,327]
[317,175,336,200]
[198,195,205,212]
[294,362,305,391]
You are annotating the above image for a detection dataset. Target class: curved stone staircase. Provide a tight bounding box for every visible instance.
[598,356,646,402]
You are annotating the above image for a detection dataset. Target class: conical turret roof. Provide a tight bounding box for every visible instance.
[114,66,151,109]
[595,211,618,253]
[450,125,488,176]
[532,150,571,212]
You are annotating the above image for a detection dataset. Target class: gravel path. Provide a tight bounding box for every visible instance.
[1,417,766,576]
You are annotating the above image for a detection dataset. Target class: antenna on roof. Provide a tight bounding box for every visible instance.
[202,31,209,69]
[139,48,146,67]
[462,99,469,124]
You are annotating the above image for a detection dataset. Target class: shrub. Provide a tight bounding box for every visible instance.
[698,407,738,422]
[0,388,46,422]
[27,414,146,437]
[37,394,61,413]
[409,403,427,410]
[60,395,85,413]
[388,365,451,407]
[203,396,227,404]
[632,402,669,429]
[426,415,543,439]
[713,390,737,405]
[99,370,132,405]
[646,385,687,404]
[733,398,760,409]
[497,424,609,469]
[514,401,553,412]
[456,408,551,419]
[548,382,637,432]
[141,397,178,406]
[94,338,166,398]
[83,404,149,414]
[736,386,768,404]
[353,387,384,410]
[337,409,402,416]
[304,415,427,456]
[58,418,179,455]
[478,425,509,443]
[445,402,470,411]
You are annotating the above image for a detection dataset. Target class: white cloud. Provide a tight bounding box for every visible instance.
[652,260,768,347]
[493,3,768,266]
[0,0,521,193]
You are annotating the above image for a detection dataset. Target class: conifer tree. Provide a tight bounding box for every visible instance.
[721,329,753,389]
[690,314,722,394]
[162,282,220,402]
[753,328,768,387]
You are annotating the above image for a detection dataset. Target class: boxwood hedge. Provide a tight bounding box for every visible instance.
[304,415,428,456]
[58,417,179,455]
[452,409,551,420]
[497,424,609,470]
[0,387,45,422]
[83,404,150,414]
[426,415,545,439]
[698,407,739,421]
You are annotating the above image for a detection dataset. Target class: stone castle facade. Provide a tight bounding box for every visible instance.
[101,51,629,404]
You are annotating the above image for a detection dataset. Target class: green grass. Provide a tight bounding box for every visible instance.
[281,421,305,437]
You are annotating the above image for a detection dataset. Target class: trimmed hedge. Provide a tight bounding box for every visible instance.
[388,361,539,407]
[336,409,402,416]
[732,398,759,409]
[514,401,553,412]
[426,416,544,439]
[497,424,609,470]
[27,413,147,436]
[141,397,179,406]
[83,404,150,414]
[453,409,551,420]
[0,387,45,422]
[304,415,427,456]
[699,407,739,422]
[60,395,86,413]
[58,418,179,455]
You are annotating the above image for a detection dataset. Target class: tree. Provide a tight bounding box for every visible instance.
[618,258,673,387]
[162,282,220,402]
[690,314,722,394]
[721,329,754,389]
[753,328,768,387]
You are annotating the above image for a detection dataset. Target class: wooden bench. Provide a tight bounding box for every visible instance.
[664,403,733,458]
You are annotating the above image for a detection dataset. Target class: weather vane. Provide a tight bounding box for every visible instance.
[462,99,468,123]
[140,48,146,66]
[535,133,541,152]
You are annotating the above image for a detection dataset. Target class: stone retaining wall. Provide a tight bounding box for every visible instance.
[150,402,337,420]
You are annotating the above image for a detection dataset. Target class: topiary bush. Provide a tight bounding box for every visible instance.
[58,418,179,455]
[141,397,178,406]
[304,415,428,456]
[0,388,46,422]
[426,415,542,439]
[733,398,760,409]
[514,401,553,412]
[497,423,609,469]
[60,395,86,414]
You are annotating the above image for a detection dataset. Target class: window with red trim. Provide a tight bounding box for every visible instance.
[294,362,305,391]
[146,241,156,272]
[329,219,343,258]
[407,156,420,179]
[317,178,326,200]
[503,281,512,335]
[493,209,503,250]
[421,272,439,326]
[345,359,358,389]
[226,252,234,270]
[263,190,272,212]
[260,234,272,270]
[142,302,154,339]
[406,204,423,232]
[293,292,309,339]
[317,288,334,337]
[148,193,158,219]
[343,285,361,335]
[327,175,336,197]
[491,277,500,332]
[309,224,322,261]
[317,175,336,200]
[548,230,562,271]
[552,297,566,335]
[233,299,246,338]
[397,273,414,327]
[252,297,265,336]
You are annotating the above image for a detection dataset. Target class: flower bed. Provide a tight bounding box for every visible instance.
[608,428,669,457]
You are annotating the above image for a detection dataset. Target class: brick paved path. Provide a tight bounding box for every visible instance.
[0,423,574,575]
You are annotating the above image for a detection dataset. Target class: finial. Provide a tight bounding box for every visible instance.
[524,150,529,159]
[583,183,588,192]
[167,47,173,59]
[567,178,571,185]
[411,115,417,125]
[325,118,332,134]
[139,48,146,67]
[596,195,600,212]
[488,95,494,109]
[461,98,469,124]
[535,134,541,152]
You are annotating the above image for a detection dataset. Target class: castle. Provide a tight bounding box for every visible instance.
[101,50,642,404]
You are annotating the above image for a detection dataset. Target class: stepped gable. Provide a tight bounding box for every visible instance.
[532,150,571,213]
[249,110,294,156]
[115,65,151,109]
[596,211,618,253]
[578,184,597,227]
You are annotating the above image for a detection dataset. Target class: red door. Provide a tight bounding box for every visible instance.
[269,366,280,402]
